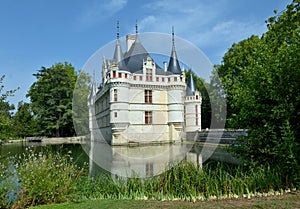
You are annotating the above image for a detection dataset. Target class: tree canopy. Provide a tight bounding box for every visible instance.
[0,75,18,139]
[27,62,77,137]
[216,0,299,185]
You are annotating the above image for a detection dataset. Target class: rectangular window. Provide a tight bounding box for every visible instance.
[156,77,159,82]
[196,95,199,100]
[112,71,116,78]
[162,77,165,82]
[140,76,143,81]
[146,68,152,81]
[118,73,122,78]
[145,111,152,124]
[174,77,177,81]
[114,112,117,118]
[145,90,152,104]
[114,89,118,102]
[133,75,136,80]
[168,77,170,82]
[125,74,128,78]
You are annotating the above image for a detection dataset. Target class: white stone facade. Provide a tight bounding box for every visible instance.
[89,31,202,145]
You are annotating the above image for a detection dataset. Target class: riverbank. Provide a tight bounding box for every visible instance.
[30,191,300,209]
[0,136,85,145]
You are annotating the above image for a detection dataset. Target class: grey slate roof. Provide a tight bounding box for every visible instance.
[167,29,181,74]
[113,39,128,71]
[167,44,181,74]
[186,73,196,96]
[112,31,181,75]
[123,37,149,73]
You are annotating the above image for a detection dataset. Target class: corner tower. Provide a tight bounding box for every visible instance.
[185,73,202,132]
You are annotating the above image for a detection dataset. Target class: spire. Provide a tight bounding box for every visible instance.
[116,20,120,39]
[113,21,127,70]
[167,26,181,74]
[135,20,138,34]
[186,72,196,96]
[172,26,175,46]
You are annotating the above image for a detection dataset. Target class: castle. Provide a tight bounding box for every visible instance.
[88,23,202,145]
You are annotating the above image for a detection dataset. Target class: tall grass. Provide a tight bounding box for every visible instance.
[0,149,297,208]
[76,160,294,201]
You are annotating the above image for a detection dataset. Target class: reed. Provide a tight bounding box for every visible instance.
[0,149,298,208]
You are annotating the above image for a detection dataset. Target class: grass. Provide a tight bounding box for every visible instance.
[30,191,300,209]
[1,148,299,208]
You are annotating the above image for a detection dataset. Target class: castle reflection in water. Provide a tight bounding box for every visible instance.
[84,133,239,178]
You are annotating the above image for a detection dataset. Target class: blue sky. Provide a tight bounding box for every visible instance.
[0,0,290,107]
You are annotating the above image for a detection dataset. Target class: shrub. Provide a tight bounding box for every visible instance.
[13,149,84,208]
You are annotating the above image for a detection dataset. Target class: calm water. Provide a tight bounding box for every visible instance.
[0,141,239,177]
[0,142,89,168]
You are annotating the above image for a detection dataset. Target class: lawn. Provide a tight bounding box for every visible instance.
[31,191,300,209]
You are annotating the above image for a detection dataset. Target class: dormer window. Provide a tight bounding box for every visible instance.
[146,68,152,81]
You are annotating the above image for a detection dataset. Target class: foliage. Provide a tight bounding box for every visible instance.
[10,101,38,138]
[0,75,18,140]
[216,0,300,185]
[11,149,84,208]
[75,161,292,201]
[27,62,77,137]
[1,149,297,208]
[72,71,92,136]
[207,67,227,128]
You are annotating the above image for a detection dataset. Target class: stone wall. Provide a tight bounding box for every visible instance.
[196,129,247,145]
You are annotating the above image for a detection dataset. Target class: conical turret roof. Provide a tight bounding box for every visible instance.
[186,73,196,96]
[113,21,127,70]
[167,27,181,74]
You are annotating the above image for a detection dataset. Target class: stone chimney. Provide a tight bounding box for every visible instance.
[126,34,136,52]
[163,61,167,72]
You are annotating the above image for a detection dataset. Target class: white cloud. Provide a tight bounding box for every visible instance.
[136,0,268,63]
[78,0,127,28]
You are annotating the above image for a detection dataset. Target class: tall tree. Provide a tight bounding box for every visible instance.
[72,71,92,136]
[0,75,17,139]
[11,101,38,138]
[218,0,299,185]
[27,62,77,137]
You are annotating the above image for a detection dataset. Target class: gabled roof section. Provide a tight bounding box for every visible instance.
[186,73,196,96]
[123,36,150,73]
[167,27,181,74]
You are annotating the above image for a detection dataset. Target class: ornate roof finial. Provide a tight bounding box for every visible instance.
[172,26,175,46]
[135,20,138,34]
[116,20,120,39]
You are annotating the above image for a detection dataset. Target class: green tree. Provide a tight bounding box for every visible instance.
[0,75,17,139]
[11,101,38,138]
[208,67,227,128]
[72,70,92,136]
[27,62,77,137]
[218,0,300,186]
